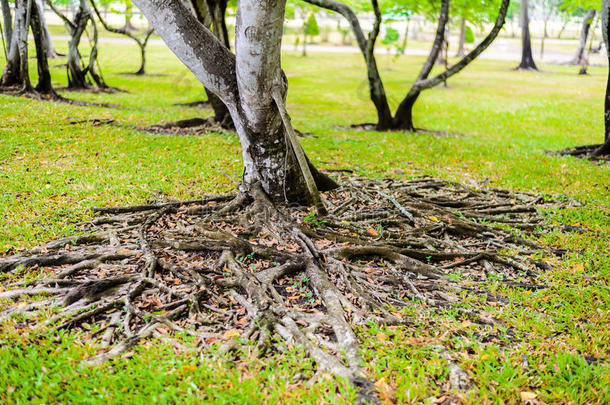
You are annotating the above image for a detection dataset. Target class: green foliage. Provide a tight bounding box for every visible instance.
[381,27,399,45]
[304,13,320,37]
[465,24,475,43]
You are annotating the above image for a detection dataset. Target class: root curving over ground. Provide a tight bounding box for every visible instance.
[0,176,567,401]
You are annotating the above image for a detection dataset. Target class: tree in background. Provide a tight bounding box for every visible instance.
[516,0,538,70]
[89,0,154,75]
[561,0,601,65]
[46,0,110,90]
[0,0,57,98]
[303,0,510,131]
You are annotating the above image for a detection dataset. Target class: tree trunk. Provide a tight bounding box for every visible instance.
[570,10,596,65]
[393,0,449,131]
[456,17,466,58]
[1,0,13,54]
[1,1,22,87]
[303,0,393,130]
[123,1,136,32]
[517,0,538,70]
[35,0,58,58]
[30,0,56,95]
[67,2,89,89]
[592,1,610,157]
[132,0,336,203]
[400,18,409,55]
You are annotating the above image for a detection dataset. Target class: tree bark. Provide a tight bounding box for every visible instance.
[132,0,336,203]
[89,0,154,75]
[570,10,596,65]
[392,0,450,130]
[189,0,233,126]
[592,0,610,157]
[30,0,56,95]
[1,0,13,55]
[303,0,393,130]
[456,17,466,58]
[517,0,538,70]
[35,0,58,58]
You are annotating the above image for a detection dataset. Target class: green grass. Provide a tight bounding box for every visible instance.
[1,40,610,403]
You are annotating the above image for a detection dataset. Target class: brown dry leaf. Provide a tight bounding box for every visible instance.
[367,228,379,237]
[181,365,197,373]
[224,329,241,339]
[287,295,301,301]
[376,332,388,342]
[520,391,537,401]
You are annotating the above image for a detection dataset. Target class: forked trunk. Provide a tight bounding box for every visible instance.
[35,0,58,58]
[133,0,335,203]
[517,0,538,70]
[30,0,56,95]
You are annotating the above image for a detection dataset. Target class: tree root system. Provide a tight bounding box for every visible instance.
[142,117,233,135]
[0,175,568,401]
[552,144,610,161]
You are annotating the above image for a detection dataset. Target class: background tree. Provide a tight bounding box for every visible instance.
[1,0,57,97]
[304,0,510,131]
[46,0,110,90]
[302,12,320,56]
[561,0,602,65]
[516,0,538,70]
[89,0,154,75]
[592,0,610,156]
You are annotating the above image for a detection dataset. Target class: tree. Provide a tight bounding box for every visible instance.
[1,0,58,98]
[592,0,610,156]
[571,9,598,64]
[303,0,510,131]
[0,1,555,395]
[46,0,110,90]
[516,0,538,70]
[89,0,154,75]
[302,12,320,56]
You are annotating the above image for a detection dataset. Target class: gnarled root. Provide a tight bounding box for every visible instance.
[0,175,565,401]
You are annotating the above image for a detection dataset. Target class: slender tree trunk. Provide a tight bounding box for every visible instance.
[400,17,409,55]
[67,2,89,89]
[456,17,466,58]
[393,0,449,130]
[517,0,538,70]
[35,0,58,58]
[189,0,233,125]
[570,10,596,65]
[1,2,22,87]
[593,0,610,157]
[123,1,136,32]
[1,0,13,54]
[30,0,56,95]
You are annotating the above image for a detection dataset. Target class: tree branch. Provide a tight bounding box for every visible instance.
[412,0,511,92]
[132,0,237,103]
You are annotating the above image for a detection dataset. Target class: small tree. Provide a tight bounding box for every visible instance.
[302,12,319,55]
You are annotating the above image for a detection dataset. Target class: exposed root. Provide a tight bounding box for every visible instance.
[0,175,567,400]
[552,144,610,161]
[143,117,233,135]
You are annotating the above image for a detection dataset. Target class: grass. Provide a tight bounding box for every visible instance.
[1,38,609,404]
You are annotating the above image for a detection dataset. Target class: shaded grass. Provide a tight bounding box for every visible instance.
[1,42,609,403]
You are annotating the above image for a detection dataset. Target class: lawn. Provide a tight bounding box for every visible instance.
[1,38,609,404]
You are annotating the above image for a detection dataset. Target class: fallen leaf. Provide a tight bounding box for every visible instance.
[428,216,440,222]
[520,391,537,401]
[224,329,241,339]
[181,365,197,373]
[367,228,379,237]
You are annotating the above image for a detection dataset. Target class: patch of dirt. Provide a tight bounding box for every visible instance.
[334,123,461,137]
[142,117,232,136]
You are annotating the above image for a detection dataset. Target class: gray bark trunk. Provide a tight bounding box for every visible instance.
[132,0,336,203]
[570,10,596,65]
[456,18,466,58]
[35,0,58,58]
[592,0,610,156]
[1,0,12,54]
